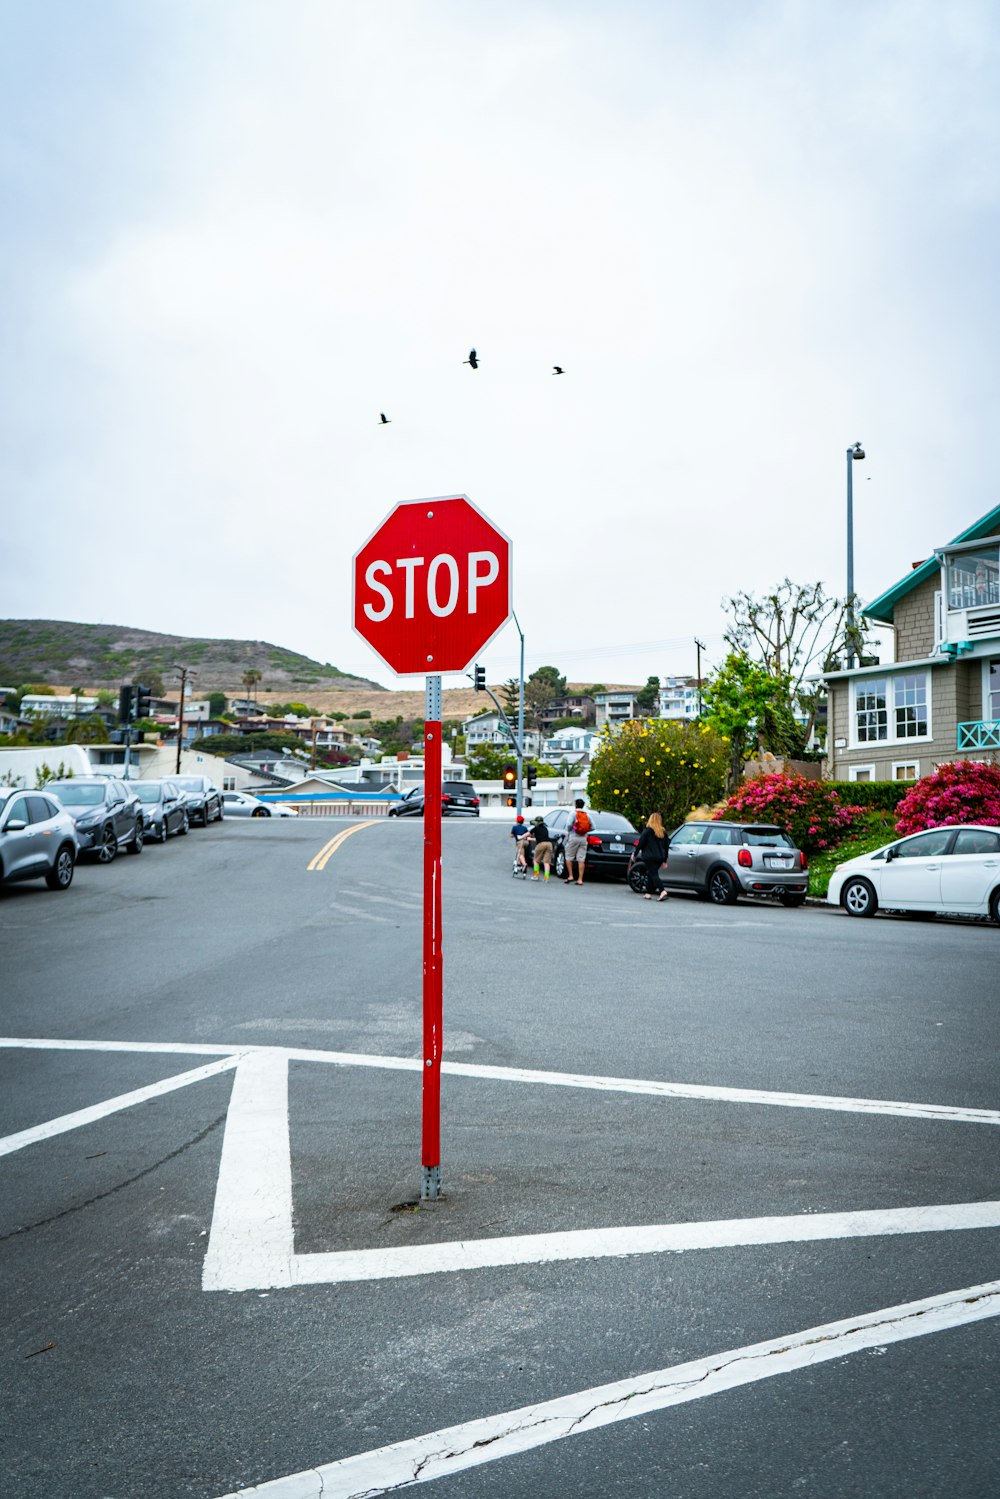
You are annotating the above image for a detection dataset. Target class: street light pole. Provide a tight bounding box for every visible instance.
[513,611,525,818]
[846,441,865,668]
[174,664,195,774]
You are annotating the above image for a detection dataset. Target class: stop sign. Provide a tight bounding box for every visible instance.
[353,495,512,676]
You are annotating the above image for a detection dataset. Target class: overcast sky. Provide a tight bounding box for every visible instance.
[2,1,998,691]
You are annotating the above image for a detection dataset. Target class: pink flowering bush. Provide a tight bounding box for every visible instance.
[894,760,1000,836]
[716,773,862,854]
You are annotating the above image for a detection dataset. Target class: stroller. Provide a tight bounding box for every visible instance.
[512,834,533,878]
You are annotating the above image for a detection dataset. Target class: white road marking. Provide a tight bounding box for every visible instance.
[3,1037,995,1127]
[0,1054,241,1159]
[211,1278,1000,1498]
[203,1051,294,1292]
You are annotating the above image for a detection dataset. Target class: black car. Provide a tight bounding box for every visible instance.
[131,779,190,842]
[46,777,144,862]
[388,781,481,817]
[547,807,639,880]
[171,775,224,826]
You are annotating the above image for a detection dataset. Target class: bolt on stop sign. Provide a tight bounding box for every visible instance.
[353,495,512,676]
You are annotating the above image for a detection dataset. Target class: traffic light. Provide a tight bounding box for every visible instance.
[502,764,517,793]
[526,763,537,789]
[118,685,134,724]
[134,683,152,719]
[473,664,486,691]
[506,795,516,808]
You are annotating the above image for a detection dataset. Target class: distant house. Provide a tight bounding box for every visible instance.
[593,691,640,728]
[824,503,1000,783]
[20,694,98,720]
[462,709,540,757]
[657,676,700,721]
[539,726,601,766]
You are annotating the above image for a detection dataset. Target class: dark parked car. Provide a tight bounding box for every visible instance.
[0,788,78,891]
[171,775,223,826]
[47,777,144,862]
[642,821,809,906]
[388,781,481,817]
[547,807,639,880]
[131,779,190,842]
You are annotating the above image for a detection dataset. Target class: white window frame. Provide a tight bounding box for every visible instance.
[848,764,877,782]
[982,657,1000,723]
[850,671,931,748]
[892,761,920,781]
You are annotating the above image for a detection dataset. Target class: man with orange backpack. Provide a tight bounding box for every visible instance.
[562,798,592,886]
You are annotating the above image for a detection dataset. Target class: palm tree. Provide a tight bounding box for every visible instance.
[242,668,262,709]
[71,686,83,719]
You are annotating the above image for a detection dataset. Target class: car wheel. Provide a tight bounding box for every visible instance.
[178,811,189,835]
[554,849,567,879]
[990,888,1000,926]
[45,845,75,890]
[778,892,805,907]
[627,861,648,894]
[842,877,877,918]
[158,818,169,843]
[127,821,144,854]
[252,807,267,818]
[96,824,117,864]
[707,867,738,905]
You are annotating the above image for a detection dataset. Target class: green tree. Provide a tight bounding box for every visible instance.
[589,719,727,831]
[209,691,228,718]
[500,678,521,721]
[634,676,660,716]
[701,654,794,791]
[525,665,566,728]
[466,744,519,780]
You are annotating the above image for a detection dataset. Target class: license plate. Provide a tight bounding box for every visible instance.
[610,842,625,852]
[766,856,793,869]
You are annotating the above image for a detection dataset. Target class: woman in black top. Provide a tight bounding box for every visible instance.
[636,812,669,901]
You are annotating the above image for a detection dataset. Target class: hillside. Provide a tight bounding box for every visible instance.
[0,619,382,694]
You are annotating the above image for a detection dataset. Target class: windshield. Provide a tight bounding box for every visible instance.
[134,784,162,803]
[591,813,638,832]
[49,783,104,805]
[173,777,204,791]
[443,783,475,795]
[741,827,795,847]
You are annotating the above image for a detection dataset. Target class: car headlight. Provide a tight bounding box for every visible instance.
[77,813,103,829]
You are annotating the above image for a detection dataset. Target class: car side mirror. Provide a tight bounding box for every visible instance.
[5,817,28,832]
[885,847,896,862]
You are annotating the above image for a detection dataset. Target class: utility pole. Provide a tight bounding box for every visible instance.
[694,638,706,718]
[846,441,865,668]
[174,664,195,775]
[311,720,318,772]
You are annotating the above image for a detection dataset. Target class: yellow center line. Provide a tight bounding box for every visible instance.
[307,819,381,872]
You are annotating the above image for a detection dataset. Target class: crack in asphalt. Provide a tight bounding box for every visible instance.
[0,1114,226,1243]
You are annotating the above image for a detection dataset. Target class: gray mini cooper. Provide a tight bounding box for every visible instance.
[630,820,809,906]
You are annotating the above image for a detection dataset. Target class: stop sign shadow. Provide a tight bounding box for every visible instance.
[353,494,512,677]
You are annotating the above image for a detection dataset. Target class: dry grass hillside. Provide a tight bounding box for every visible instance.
[251,683,637,722]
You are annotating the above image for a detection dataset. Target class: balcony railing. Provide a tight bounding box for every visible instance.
[957,720,1000,750]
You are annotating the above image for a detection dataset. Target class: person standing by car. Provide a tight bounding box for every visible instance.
[562,799,592,885]
[510,814,531,871]
[530,816,553,881]
[636,812,669,901]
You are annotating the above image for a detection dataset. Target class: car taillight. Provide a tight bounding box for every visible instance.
[799,850,808,869]
[738,848,753,868]
[587,834,602,847]
[441,794,451,802]
[472,797,480,806]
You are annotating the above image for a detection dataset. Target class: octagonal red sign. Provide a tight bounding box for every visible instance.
[352,495,512,676]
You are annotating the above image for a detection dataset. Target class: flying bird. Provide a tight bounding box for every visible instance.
[552,366,564,375]
[464,348,479,369]
[379,412,391,424]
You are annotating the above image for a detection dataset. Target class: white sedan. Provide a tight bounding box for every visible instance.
[827,823,1000,922]
[220,790,299,818]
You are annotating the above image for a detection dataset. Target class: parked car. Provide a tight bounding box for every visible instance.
[387,782,481,817]
[547,807,640,880]
[46,777,144,862]
[646,821,809,906]
[0,788,78,891]
[131,779,190,842]
[827,823,1000,922]
[171,775,224,826]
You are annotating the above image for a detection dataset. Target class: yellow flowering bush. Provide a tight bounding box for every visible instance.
[589,719,727,831]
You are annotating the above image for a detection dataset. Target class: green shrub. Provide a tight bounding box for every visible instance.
[589,720,727,831]
[836,780,911,810]
[717,772,862,854]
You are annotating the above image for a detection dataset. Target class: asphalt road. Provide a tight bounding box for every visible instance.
[1,815,997,1498]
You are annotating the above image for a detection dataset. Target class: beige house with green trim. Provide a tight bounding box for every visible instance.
[824,504,1000,784]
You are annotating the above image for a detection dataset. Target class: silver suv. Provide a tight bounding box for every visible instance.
[664,821,809,907]
[0,788,79,891]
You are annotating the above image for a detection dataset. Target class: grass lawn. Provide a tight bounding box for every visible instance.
[808,811,898,899]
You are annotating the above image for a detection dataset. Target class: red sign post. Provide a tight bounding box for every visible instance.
[353,496,511,1198]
